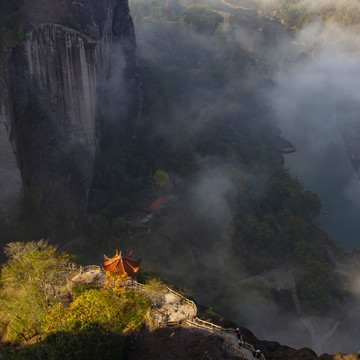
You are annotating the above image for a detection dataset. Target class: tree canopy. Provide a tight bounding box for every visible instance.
[180,4,224,34]
[0,240,71,341]
[0,241,151,360]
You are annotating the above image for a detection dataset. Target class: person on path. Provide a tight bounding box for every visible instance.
[253,349,261,358]
[235,328,242,341]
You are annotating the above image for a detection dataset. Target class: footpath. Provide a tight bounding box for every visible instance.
[68,266,266,360]
[132,281,266,360]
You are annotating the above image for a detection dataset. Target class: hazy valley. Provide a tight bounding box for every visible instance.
[1,0,360,358]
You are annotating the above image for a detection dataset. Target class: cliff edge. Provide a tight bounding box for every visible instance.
[0,0,141,217]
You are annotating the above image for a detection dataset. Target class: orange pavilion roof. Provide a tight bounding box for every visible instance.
[102,250,141,277]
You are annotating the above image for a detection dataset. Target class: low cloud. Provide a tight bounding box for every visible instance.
[129,0,360,353]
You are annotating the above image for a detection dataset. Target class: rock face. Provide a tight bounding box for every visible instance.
[9,24,98,209]
[0,0,141,216]
[0,85,22,217]
[127,327,246,360]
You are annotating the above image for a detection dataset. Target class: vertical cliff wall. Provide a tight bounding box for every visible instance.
[9,24,97,209]
[0,0,141,216]
[0,82,22,218]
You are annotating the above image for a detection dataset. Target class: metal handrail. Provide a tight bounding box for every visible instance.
[111,281,265,358]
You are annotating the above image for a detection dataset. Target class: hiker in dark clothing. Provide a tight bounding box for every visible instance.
[253,349,261,358]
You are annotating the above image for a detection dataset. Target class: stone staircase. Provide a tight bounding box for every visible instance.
[67,268,266,360]
[132,281,266,360]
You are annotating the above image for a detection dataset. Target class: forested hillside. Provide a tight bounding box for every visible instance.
[0,240,151,359]
[254,0,360,28]
[100,0,354,351]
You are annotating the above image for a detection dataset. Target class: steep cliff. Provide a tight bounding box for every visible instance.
[0,77,22,218]
[0,0,141,217]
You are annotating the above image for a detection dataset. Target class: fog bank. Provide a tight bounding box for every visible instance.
[269,23,360,250]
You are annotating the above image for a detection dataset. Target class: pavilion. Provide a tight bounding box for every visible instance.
[102,250,141,277]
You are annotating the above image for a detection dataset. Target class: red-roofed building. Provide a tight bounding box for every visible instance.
[145,196,169,213]
[101,250,141,277]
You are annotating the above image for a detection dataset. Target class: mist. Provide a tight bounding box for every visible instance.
[268,23,360,249]
[125,0,360,354]
[264,15,360,353]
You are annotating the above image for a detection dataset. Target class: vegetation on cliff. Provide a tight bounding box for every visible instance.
[114,0,341,319]
[0,240,70,341]
[0,241,150,359]
[256,0,360,29]
[0,0,344,332]
[0,0,357,353]
[0,0,24,61]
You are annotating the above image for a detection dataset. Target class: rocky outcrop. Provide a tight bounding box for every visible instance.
[277,136,296,154]
[127,327,246,360]
[0,0,141,216]
[240,327,343,360]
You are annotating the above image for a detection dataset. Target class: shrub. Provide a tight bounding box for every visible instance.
[144,278,167,305]
[153,169,170,190]
[42,288,150,335]
[0,240,71,341]
[72,284,98,298]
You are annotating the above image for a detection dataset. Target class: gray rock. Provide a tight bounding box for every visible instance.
[0,0,141,217]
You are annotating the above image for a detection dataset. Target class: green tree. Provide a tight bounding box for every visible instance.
[283,190,321,220]
[180,4,224,34]
[292,241,334,314]
[0,240,71,341]
[42,288,150,335]
[153,169,170,190]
